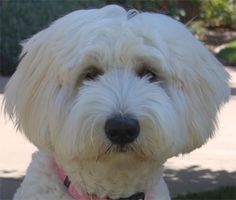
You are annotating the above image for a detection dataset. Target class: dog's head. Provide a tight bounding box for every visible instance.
[4,5,229,165]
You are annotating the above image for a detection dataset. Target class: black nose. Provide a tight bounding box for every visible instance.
[105,115,140,145]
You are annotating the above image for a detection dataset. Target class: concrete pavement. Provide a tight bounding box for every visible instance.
[0,67,235,199]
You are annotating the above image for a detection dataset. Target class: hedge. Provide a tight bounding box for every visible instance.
[1,0,235,76]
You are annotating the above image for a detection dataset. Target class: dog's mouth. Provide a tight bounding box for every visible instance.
[96,144,152,166]
[97,143,146,158]
[119,145,136,153]
[94,144,135,160]
[110,144,135,153]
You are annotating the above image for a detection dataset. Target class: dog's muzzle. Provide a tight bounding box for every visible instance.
[105,115,140,145]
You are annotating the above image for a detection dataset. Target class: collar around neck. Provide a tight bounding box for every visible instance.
[56,164,146,200]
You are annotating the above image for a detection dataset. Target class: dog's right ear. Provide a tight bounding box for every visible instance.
[3,5,127,151]
[3,27,53,150]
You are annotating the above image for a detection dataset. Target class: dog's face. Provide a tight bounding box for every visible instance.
[4,6,229,167]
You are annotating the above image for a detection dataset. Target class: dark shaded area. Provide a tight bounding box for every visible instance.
[0,170,23,200]
[231,87,236,96]
[201,30,236,47]
[0,177,23,200]
[0,0,106,76]
[0,76,8,93]
[173,186,236,200]
[164,166,236,198]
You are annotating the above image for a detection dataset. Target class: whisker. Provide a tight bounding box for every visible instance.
[96,143,113,161]
[104,144,113,155]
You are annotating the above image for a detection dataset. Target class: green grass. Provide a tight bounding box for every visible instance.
[217,40,236,65]
[173,186,236,200]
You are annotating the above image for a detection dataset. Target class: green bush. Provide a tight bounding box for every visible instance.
[0,0,106,76]
[200,0,236,28]
[1,0,234,76]
[217,40,236,64]
[0,0,180,76]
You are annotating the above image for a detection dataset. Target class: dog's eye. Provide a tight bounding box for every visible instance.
[83,67,103,81]
[137,68,158,82]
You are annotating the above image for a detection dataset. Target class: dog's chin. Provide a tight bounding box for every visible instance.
[95,144,152,167]
[99,153,148,171]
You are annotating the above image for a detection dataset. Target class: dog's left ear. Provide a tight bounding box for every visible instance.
[181,45,230,153]
[133,13,230,154]
[156,15,231,153]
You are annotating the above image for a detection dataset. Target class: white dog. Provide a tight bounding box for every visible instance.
[4,5,229,200]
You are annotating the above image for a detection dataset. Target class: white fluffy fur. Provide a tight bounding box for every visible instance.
[4,5,229,200]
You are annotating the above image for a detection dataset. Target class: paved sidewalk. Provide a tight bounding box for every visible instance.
[0,67,235,199]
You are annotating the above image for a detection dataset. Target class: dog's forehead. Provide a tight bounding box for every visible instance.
[65,24,151,69]
[80,20,140,44]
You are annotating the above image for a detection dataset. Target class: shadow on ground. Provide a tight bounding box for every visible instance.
[164,165,236,198]
[0,77,9,94]
[0,76,9,94]
[0,166,235,200]
[0,170,23,200]
[231,87,236,96]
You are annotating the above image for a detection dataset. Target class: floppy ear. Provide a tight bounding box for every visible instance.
[171,25,230,153]
[153,14,230,153]
[3,27,55,151]
[180,44,230,153]
[131,13,230,154]
[3,5,127,151]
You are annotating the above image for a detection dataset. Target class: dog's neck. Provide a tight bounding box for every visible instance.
[55,156,163,199]
[57,165,146,200]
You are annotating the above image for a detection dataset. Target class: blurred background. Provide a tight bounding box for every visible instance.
[0,0,236,76]
[0,1,236,200]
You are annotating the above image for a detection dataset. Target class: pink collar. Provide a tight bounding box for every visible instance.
[56,165,147,200]
[57,165,107,200]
